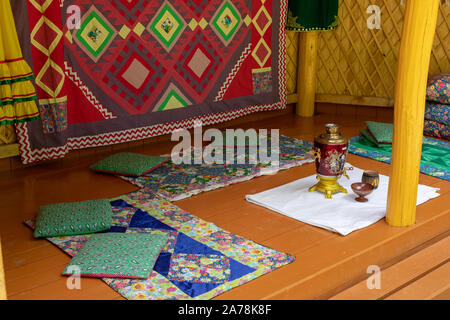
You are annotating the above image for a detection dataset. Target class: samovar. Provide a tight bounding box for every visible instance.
[309,123,352,199]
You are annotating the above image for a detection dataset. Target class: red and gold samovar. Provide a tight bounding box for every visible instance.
[309,123,352,199]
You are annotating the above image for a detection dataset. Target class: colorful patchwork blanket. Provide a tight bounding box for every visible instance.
[120,135,315,201]
[25,188,295,300]
[14,0,287,164]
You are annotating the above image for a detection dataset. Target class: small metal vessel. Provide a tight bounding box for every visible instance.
[309,123,351,199]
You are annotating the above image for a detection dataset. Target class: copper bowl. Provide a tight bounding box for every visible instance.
[351,182,374,202]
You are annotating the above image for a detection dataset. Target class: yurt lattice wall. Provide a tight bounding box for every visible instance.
[286,0,450,105]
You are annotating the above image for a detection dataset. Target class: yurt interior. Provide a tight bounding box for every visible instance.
[0,0,449,301]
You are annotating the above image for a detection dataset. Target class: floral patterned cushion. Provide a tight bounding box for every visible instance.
[365,121,393,144]
[62,233,168,279]
[426,73,450,105]
[425,102,450,126]
[34,199,113,238]
[424,119,450,141]
[90,152,168,176]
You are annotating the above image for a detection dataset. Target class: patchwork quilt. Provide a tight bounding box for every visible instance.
[120,135,315,200]
[25,188,295,300]
[14,0,287,163]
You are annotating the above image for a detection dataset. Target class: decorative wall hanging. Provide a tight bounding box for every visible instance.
[14,0,287,164]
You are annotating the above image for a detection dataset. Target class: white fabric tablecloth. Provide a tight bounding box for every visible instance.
[245,164,440,236]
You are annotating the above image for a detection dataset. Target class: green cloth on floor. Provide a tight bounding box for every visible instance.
[352,134,450,172]
[286,0,339,31]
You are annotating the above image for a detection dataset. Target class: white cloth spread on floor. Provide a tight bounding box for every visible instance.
[245,164,440,236]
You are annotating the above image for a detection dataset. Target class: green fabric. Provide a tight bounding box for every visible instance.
[359,129,378,146]
[0,114,40,126]
[62,233,169,279]
[0,74,35,85]
[359,129,390,148]
[352,135,450,172]
[89,152,168,176]
[0,94,37,106]
[365,121,393,144]
[34,199,112,238]
[286,0,339,31]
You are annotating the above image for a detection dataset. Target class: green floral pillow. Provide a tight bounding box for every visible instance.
[89,152,168,176]
[62,233,168,279]
[365,121,393,144]
[34,199,113,238]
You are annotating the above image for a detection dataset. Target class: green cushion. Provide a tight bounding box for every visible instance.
[359,129,390,148]
[365,121,393,144]
[62,233,168,279]
[359,129,378,146]
[89,152,168,176]
[34,199,112,238]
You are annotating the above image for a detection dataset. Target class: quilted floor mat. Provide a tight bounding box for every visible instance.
[349,135,450,181]
[120,135,315,201]
[25,188,295,300]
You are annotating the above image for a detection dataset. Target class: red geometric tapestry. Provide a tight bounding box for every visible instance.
[15,0,287,164]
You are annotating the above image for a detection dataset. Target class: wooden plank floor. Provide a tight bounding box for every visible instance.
[0,112,449,300]
[330,235,450,300]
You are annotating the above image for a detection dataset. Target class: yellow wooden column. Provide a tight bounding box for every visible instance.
[386,0,440,227]
[0,238,6,300]
[296,31,318,117]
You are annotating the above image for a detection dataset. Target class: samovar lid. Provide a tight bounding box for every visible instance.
[315,123,348,145]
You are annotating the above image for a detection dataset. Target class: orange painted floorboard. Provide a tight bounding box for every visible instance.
[385,262,450,300]
[330,235,450,300]
[0,113,449,300]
